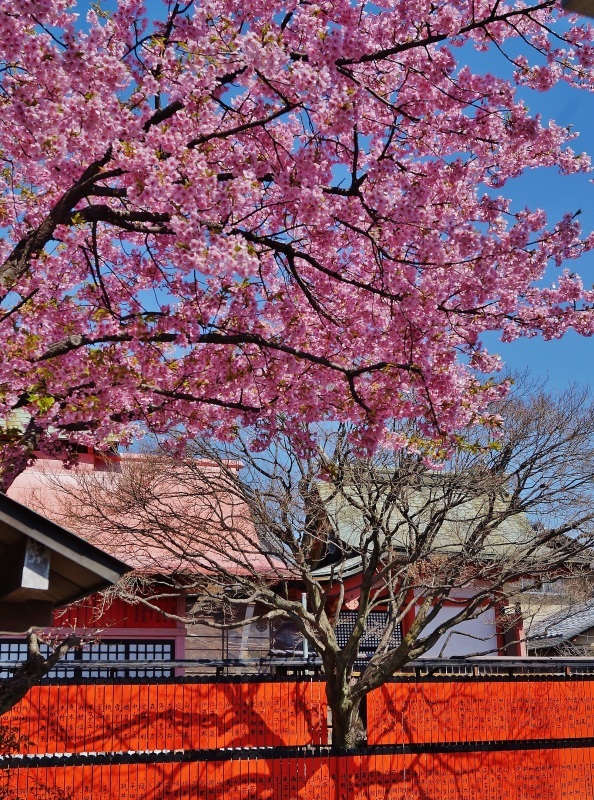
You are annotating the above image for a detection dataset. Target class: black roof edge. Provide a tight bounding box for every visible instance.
[0,492,130,585]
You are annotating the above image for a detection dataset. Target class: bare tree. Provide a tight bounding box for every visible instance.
[0,632,81,716]
[39,386,594,748]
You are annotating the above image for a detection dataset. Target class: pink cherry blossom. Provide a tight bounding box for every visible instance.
[0,0,593,486]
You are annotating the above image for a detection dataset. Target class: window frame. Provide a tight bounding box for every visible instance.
[0,638,175,679]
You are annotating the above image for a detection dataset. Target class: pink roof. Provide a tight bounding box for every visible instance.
[8,451,280,577]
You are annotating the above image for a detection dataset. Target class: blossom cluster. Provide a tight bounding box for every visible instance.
[0,0,593,480]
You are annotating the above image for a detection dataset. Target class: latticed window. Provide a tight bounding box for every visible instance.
[0,639,174,678]
[335,611,402,667]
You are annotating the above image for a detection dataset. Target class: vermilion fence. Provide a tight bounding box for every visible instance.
[367,676,594,745]
[1,677,328,753]
[2,747,594,799]
[3,669,594,799]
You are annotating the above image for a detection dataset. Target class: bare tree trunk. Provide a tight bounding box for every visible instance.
[324,664,366,749]
[328,692,365,749]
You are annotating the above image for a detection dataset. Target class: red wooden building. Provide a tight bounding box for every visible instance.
[2,448,274,675]
[0,450,528,676]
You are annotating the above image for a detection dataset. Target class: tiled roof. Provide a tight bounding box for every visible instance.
[310,555,363,581]
[316,475,535,558]
[7,453,272,577]
[528,599,594,646]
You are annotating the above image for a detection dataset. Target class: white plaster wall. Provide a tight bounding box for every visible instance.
[415,604,499,658]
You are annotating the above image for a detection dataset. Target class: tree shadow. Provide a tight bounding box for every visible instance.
[368,678,591,746]
[0,748,589,799]
[0,679,328,755]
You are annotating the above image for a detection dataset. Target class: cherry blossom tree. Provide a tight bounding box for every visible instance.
[1,0,594,486]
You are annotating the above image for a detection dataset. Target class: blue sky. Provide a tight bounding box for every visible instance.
[463,35,594,391]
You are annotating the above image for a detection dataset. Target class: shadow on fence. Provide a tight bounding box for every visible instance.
[2,659,594,799]
[1,747,593,800]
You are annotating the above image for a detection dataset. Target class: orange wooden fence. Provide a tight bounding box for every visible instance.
[2,678,328,753]
[3,674,594,799]
[367,677,594,745]
[10,675,593,755]
[2,747,594,800]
